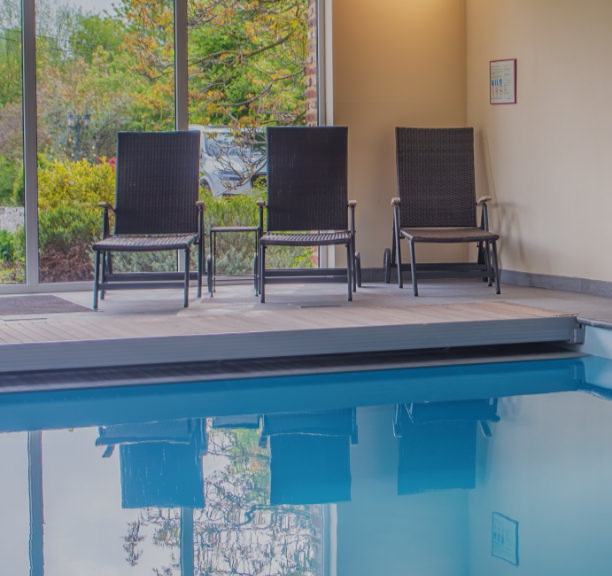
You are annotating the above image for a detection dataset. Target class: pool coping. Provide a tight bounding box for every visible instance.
[0,314,583,376]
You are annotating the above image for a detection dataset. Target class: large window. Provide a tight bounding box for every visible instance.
[0,0,25,284]
[187,0,318,276]
[0,0,320,288]
[36,0,175,282]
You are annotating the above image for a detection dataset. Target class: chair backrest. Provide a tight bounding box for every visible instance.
[266,126,348,232]
[114,131,200,235]
[395,127,476,228]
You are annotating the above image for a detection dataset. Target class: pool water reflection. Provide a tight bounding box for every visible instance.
[2,357,612,575]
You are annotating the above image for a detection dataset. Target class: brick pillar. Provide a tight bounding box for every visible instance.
[305,0,318,126]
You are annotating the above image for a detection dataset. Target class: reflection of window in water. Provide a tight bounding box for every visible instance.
[196,424,324,576]
[125,422,325,576]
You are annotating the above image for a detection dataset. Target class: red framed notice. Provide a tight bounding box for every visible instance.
[490,59,517,105]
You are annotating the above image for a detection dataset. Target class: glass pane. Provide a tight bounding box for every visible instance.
[36,0,176,282]
[0,0,25,284]
[187,0,316,276]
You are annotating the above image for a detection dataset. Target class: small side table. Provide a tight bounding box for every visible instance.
[207,225,260,295]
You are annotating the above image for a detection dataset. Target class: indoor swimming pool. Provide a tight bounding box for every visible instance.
[1,355,611,575]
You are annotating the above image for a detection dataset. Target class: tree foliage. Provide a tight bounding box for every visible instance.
[188,0,308,127]
[0,0,312,281]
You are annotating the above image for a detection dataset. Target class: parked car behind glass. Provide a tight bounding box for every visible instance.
[189,125,267,197]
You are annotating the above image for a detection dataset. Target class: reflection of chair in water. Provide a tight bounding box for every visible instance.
[211,414,261,429]
[96,419,207,508]
[394,400,499,494]
[261,409,357,505]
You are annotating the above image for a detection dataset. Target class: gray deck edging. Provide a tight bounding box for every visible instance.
[0,315,581,374]
[501,270,612,298]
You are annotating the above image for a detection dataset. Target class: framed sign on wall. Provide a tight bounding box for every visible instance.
[490,59,517,105]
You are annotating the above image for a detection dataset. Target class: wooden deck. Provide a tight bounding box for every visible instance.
[0,280,598,379]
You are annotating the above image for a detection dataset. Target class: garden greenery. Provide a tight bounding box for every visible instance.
[0,158,312,282]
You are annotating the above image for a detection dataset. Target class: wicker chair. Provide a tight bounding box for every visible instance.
[385,127,500,296]
[257,126,359,303]
[92,131,204,309]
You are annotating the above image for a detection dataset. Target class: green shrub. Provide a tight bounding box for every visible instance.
[0,228,17,262]
[12,166,24,206]
[201,187,314,276]
[0,227,25,283]
[32,159,312,283]
[0,157,22,206]
[37,158,115,281]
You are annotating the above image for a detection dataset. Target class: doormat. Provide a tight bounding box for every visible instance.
[0,295,90,315]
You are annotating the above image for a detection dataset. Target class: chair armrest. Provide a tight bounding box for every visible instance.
[196,201,206,241]
[392,197,402,238]
[476,197,492,230]
[348,200,357,235]
[256,200,266,235]
[98,203,113,239]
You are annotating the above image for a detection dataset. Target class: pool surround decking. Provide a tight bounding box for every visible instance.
[0,279,607,390]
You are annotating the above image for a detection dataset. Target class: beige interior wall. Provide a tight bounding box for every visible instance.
[467,0,612,281]
[332,0,468,269]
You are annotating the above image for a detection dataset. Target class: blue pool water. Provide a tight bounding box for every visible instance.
[1,356,612,575]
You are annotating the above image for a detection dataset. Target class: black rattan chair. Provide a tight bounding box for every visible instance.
[257,126,359,303]
[92,131,204,309]
[384,127,500,296]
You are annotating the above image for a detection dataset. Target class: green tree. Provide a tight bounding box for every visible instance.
[188,0,309,127]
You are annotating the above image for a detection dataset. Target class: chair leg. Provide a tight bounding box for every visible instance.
[395,232,403,289]
[253,252,259,296]
[211,230,216,294]
[346,244,352,302]
[207,255,214,296]
[100,252,107,300]
[259,243,266,303]
[197,237,203,299]
[409,238,418,297]
[93,250,101,310]
[351,239,357,292]
[491,240,501,294]
[184,248,190,307]
[484,241,493,287]
[383,248,391,283]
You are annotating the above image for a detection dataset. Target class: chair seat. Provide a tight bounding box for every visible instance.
[93,233,198,252]
[400,227,499,243]
[260,231,352,247]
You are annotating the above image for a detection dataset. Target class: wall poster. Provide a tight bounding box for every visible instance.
[490,59,517,105]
